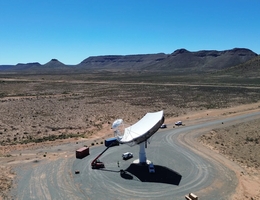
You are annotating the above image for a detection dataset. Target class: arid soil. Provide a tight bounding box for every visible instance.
[199,115,260,200]
[0,102,260,199]
[1,77,260,199]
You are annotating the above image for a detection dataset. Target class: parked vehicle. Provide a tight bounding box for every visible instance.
[148,163,155,173]
[160,124,167,128]
[122,152,133,160]
[175,121,182,126]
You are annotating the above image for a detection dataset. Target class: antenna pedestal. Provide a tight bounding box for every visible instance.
[139,142,147,164]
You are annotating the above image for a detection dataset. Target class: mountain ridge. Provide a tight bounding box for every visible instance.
[0,48,258,74]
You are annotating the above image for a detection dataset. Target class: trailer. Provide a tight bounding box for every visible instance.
[105,137,119,147]
[76,146,89,159]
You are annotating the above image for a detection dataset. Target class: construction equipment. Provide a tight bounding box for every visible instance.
[91,140,119,169]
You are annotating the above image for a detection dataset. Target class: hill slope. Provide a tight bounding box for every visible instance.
[145,48,257,72]
[0,48,257,74]
[220,55,260,77]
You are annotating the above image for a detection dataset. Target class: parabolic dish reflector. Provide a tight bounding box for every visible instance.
[119,110,164,145]
[112,119,123,129]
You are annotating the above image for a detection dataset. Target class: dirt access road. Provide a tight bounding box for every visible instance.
[2,102,260,200]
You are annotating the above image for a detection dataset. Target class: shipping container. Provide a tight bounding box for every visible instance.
[76,146,89,159]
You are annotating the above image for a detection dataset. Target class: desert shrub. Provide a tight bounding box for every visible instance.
[246,137,254,142]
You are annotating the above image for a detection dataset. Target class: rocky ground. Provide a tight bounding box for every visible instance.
[1,76,260,199]
[0,102,259,199]
[199,119,260,169]
[199,111,260,200]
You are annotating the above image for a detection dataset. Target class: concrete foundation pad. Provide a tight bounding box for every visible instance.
[133,159,152,165]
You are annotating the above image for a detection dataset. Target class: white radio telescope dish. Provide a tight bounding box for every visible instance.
[112,110,164,164]
[120,110,164,145]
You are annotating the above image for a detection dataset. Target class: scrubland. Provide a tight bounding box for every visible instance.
[1,72,260,199]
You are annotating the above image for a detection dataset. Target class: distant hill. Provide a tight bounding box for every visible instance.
[0,48,258,74]
[0,59,73,74]
[78,53,167,71]
[15,62,42,71]
[144,48,258,72]
[219,55,260,77]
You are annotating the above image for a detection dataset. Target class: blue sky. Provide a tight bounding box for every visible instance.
[1,0,259,65]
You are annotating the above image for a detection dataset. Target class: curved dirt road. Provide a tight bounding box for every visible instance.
[11,111,260,200]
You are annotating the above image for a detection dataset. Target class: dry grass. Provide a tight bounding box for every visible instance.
[1,73,260,199]
[1,74,260,147]
[199,119,260,200]
[0,166,15,200]
[199,119,260,169]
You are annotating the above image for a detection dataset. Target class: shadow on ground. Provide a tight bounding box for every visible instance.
[100,168,134,180]
[122,163,182,185]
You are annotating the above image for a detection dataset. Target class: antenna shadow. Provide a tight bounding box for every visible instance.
[100,168,134,180]
[124,163,182,185]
